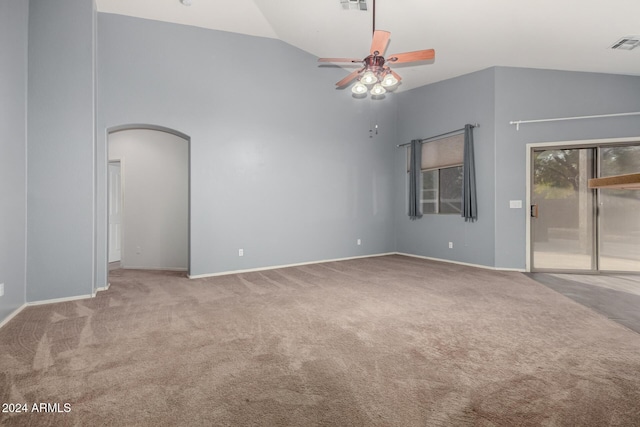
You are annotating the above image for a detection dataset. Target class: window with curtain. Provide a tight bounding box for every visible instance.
[408,133,465,215]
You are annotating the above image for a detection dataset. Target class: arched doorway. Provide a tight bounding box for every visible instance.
[107,125,190,276]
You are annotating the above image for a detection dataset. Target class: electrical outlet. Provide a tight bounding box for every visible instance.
[357,239,361,245]
[448,242,453,249]
[238,249,244,257]
[136,246,141,254]
[0,283,4,297]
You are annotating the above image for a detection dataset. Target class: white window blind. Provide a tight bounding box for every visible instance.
[421,133,464,170]
[406,132,465,171]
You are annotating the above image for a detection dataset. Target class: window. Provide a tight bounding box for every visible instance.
[421,166,463,214]
[408,132,465,215]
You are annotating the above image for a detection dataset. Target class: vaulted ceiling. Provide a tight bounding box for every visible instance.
[96,0,640,92]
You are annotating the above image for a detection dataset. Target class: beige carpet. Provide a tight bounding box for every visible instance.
[1,255,640,426]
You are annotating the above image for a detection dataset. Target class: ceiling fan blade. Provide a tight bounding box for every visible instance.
[318,57,362,63]
[335,69,362,88]
[387,49,435,64]
[370,30,390,55]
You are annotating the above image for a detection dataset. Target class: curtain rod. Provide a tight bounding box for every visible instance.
[510,111,640,131]
[396,124,479,148]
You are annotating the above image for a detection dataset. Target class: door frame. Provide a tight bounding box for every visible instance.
[525,136,640,272]
[108,159,123,264]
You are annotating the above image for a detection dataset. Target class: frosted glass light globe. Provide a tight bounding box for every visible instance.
[351,82,368,95]
[371,83,386,96]
[360,71,378,85]
[381,73,398,88]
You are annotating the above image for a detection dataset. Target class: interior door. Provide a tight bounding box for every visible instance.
[108,161,122,263]
[531,148,596,271]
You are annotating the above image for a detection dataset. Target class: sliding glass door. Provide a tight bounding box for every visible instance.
[598,145,640,272]
[531,148,596,271]
[530,142,640,273]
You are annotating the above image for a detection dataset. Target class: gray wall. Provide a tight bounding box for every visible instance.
[3,2,639,326]
[109,129,189,271]
[494,67,640,269]
[27,0,96,301]
[394,68,497,267]
[96,14,397,282]
[0,0,29,321]
[393,66,640,270]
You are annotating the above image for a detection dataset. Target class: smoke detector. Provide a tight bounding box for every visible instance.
[180,0,192,6]
[609,36,640,51]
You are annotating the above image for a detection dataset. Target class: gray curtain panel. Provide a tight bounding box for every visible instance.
[408,139,423,220]
[462,124,477,222]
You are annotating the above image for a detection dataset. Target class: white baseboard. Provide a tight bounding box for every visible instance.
[0,304,27,330]
[0,252,523,329]
[494,266,527,272]
[122,266,188,272]
[27,293,94,307]
[94,282,111,295]
[396,252,526,272]
[1,284,115,329]
[188,252,397,279]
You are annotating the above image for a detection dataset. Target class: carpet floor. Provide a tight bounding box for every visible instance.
[1,255,640,426]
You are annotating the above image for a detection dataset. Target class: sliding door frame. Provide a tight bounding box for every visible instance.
[525,136,640,273]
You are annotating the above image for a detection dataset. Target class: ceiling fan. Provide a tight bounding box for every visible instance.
[318,2,435,98]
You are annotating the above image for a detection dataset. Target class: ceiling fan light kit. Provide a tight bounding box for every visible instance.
[319,32,435,99]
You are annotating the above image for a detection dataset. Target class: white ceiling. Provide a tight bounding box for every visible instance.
[96,0,640,92]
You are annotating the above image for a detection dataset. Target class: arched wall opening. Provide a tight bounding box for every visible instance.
[106,124,191,278]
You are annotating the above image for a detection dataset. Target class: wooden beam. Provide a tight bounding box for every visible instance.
[588,173,640,190]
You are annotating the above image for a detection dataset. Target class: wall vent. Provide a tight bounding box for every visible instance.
[341,0,367,11]
[610,36,640,51]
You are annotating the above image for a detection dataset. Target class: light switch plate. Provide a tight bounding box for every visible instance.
[510,200,523,209]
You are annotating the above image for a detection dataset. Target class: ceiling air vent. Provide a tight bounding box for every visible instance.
[341,0,367,11]
[609,36,640,51]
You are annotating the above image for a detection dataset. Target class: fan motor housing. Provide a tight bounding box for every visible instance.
[364,54,386,71]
